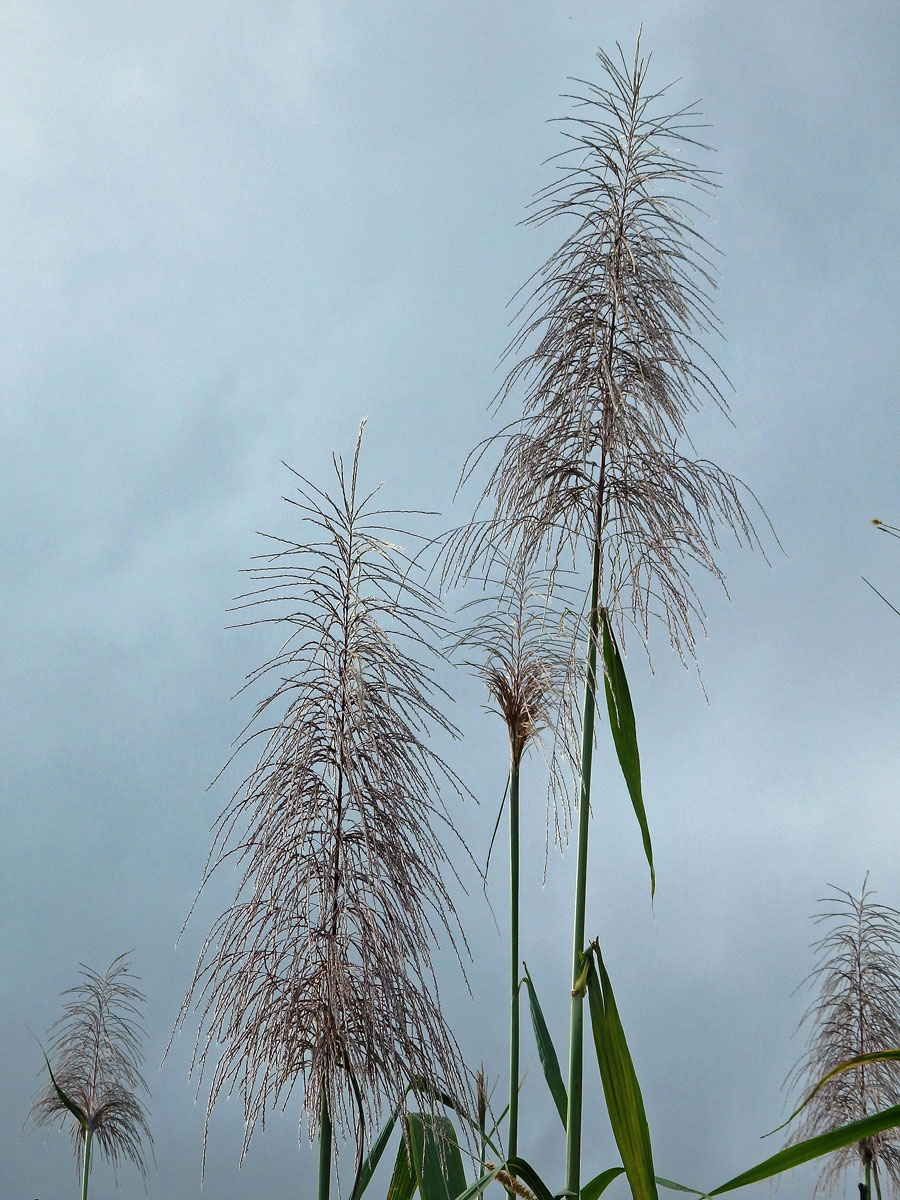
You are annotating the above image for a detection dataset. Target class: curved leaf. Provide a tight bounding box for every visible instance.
[767,1050,900,1135]
[523,963,568,1129]
[352,1101,402,1198]
[710,1104,900,1195]
[586,947,659,1200]
[601,609,654,898]
[504,1154,556,1200]
[455,1164,504,1200]
[582,1166,625,1199]
[407,1113,467,1200]
[40,1049,88,1130]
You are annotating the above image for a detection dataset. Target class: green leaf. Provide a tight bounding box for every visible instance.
[600,609,654,898]
[710,1104,900,1195]
[386,1135,417,1200]
[655,1178,708,1197]
[407,1113,467,1200]
[585,947,659,1200]
[504,1155,556,1200]
[40,1049,88,1130]
[523,963,568,1129]
[768,1051,900,1135]
[352,1101,402,1198]
[454,1164,505,1200]
[581,1166,625,1199]
[406,1078,502,1159]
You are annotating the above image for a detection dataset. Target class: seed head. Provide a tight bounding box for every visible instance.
[27,954,153,1183]
[174,425,472,1173]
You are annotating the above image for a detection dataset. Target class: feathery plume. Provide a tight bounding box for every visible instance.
[27,954,153,1193]
[446,38,766,661]
[785,878,900,1198]
[174,424,472,1177]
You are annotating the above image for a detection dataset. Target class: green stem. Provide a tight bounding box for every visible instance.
[565,530,602,1200]
[319,1088,332,1200]
[81,1126,93,1200]
[508,760,521,1187]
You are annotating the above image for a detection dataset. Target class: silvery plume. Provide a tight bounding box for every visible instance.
[447,38,766,662]
[174,425,472,1178]
[785,879,900,1198]
[27,954,153,1190]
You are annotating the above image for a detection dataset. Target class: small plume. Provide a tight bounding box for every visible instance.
[784,878,900,1197]
[26,954,153,1183]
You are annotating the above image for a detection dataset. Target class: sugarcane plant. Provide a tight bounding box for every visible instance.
[446,35,764,1199]
[170,33,900,1200]
[26,954,153,1200]
[173,424,472,1200]
[781,879,900,1200]
[451,559,570,1179]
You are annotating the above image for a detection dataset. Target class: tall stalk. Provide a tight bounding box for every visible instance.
[449,564,567,1181]
[318,1088,332,1200]
[508,757,521,1173]
[565,529,602,1199]
[81,1126,93,1200]
[448,36,763,1196]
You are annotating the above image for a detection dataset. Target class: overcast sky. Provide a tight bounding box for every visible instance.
[3,3,900,1199]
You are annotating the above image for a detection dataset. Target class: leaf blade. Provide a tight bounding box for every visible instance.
[523,963,568,1130]
[581,1166,625,1199]
[352,1101,402,1198]
[407,1113,467,1200]
[769,1051,900,1135]
[586,948,659,1200]
[504,1154,556,1200]
[601,609,654,897]
[386,1133,417,1200]
[710,1105,900,1195]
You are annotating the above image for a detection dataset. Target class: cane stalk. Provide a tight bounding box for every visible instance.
[565,526,602,1197]
[318,1088,332,1200]
[508,757,521,1177]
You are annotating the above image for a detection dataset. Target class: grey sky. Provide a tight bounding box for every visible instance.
[3,3,900,1198]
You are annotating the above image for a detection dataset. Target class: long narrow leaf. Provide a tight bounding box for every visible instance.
[386,1135,417,1200]
[408,1079,503,1160]
[352,1101,402,1198]
[656,1178,708,1197]
[586,948,659,1200]
[581,1166,625,1199]
[710,1104,900,1195]
[407,1113,467,1200]
[504,1154,556,1200]
[455,1164,505,1200]
[40,1050,88,1130]
[767,1050,900,1135]
[523,963,568,1129]
[600,609,654,898]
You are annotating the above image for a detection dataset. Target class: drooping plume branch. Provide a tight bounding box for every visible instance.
[174,424,472,1185]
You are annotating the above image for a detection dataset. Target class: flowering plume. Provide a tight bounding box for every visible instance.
[27,954,153,1185]
[448,38,765,661]
[785,879,900,1197]
[452,559,573,843]
[175,425,471,1173]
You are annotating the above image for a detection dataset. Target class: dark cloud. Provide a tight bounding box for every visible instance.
[4,4,900,1198]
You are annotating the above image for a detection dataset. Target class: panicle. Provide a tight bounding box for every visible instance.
[174,425,473,1174]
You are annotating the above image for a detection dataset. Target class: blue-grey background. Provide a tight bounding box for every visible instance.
[3,3,899,1197]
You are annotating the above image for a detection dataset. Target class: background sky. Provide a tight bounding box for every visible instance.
[3,3,900,1198]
